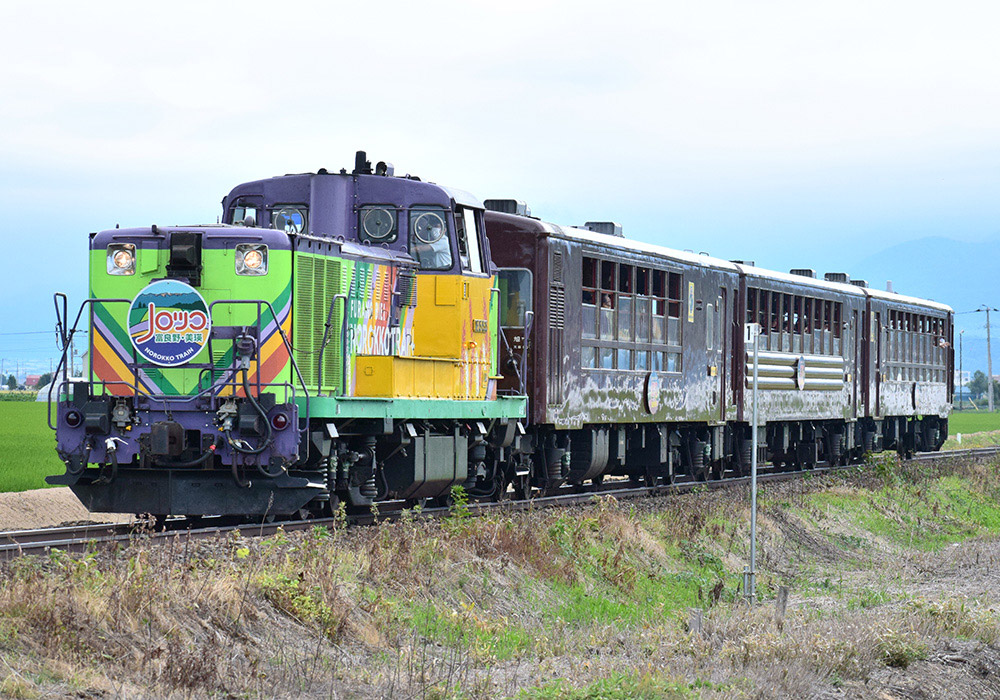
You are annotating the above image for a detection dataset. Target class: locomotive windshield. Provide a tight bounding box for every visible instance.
[408,206,453,270]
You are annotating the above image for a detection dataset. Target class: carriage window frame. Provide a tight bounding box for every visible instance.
[884,310,948,382]
[746,287,843,356]
[581,254,683,374]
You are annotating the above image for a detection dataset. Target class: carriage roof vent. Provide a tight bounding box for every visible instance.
[730,259,756,267]
[789,268,816,278]
[849,279,868,288]
[584,221,624,237]
[824,272,850,284]
[484,199,530,216]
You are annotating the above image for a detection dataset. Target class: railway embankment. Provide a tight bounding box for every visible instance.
[1,454,1000,698]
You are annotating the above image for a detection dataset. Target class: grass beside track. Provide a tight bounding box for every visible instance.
[0,403,63,492]
[0,455,999,697]
[948,411,1000,435]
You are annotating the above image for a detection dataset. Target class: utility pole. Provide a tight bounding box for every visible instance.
[987,307,995,413]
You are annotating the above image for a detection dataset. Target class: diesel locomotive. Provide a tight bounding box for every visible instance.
[47,152,953,517]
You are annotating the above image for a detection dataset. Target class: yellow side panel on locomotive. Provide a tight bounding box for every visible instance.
[355,273,494,400]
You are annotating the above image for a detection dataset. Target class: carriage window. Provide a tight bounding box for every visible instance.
[667,272,682,346]
[833,303,842,355]
[617,265,633,342]
[409,206,452,270]
[601,261,615,293]
[706,303,714,350]
[582,257,598,339]
[636,271,651,343]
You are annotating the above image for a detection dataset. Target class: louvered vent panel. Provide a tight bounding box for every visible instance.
[552,251,564,284]
[324,258,343,395]
[293,255,317,388]
[293,254,350,393]
[549,286,566,329]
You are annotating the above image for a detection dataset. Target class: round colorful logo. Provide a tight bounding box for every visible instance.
[127,280,211,367]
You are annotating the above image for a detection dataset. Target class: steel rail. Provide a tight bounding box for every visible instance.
[2,446,997,560]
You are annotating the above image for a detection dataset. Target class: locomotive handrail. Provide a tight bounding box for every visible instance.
[520,309,534,396]
[50,295,312,464]
[317,293,348,397]
[47,296,132,431]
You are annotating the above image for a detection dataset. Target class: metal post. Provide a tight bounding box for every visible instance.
[745,322,760,604]
[987,308,994,413]
[959,330,964,409]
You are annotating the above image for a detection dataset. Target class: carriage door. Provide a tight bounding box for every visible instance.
[719,288,728,420]
[496,268,533,395]
[874,311,882,417]
[852,309,860,418]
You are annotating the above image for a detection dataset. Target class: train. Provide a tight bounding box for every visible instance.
[47,152,953,517]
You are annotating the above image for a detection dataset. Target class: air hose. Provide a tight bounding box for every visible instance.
[225,367,273,456]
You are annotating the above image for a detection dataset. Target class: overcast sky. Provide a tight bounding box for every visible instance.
[2,0,999,372]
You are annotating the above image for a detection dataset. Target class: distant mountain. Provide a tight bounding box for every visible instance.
[847,235,1000,376]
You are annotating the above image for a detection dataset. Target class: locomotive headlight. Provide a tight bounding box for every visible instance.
[235,244,267,275]
[106,244,135,275]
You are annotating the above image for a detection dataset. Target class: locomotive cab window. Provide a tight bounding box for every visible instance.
[360,205,399,244]
[231,205,258,227]
[271,205,307,233]
[408,206,453,270]
[455,206,485,274]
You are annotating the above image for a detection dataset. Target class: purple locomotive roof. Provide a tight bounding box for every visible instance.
[222,171,460,240]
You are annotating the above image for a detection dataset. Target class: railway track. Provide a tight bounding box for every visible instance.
[3,446,997,560]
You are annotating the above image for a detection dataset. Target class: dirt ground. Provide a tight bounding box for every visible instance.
[0,487,129,531]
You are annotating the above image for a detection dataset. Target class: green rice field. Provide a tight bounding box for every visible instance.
[0,403,64,493]
[948,411,1000,435]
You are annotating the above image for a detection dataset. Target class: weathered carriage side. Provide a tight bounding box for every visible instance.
[862,288,951,452]
[732,266,867,468]
[485,204,954,489]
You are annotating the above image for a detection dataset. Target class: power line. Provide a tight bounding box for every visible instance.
[0,330,89,336]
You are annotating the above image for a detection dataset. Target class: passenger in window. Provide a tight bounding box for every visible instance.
[602,294,614,309]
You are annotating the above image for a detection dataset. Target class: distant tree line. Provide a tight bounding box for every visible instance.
[966,370,1000,402]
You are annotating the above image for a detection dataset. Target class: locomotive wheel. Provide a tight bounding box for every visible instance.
[644,465,659,487]
[512,472,531,501]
